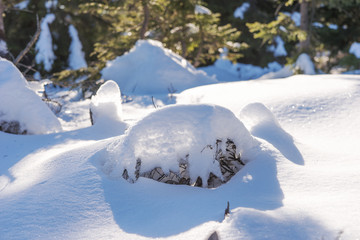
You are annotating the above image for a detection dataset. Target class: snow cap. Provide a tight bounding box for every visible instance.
[0,57,62,134]
[90,80,123,124]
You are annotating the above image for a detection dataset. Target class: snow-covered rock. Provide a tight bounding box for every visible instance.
[101,39,217,95]
[0,57,62,134]
[90,80,124,125]
[105,104,257,187]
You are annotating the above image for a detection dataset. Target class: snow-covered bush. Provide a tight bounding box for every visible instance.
[89,80,123,125]
[101,39,217,95]
[105,104,257,188]
[0,57,62,134]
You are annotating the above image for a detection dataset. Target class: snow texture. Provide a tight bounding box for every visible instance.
[68,25,87,70]
[234,2,250,19]
[0,57,62,134]
[101,39,217,95]
[90,80,124,126]
[195,5,211,15]
[35,13,56,72]
[349,42,360,58]
[105,104,257,187]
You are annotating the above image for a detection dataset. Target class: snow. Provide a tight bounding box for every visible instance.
[260,53,315,79]
[1,41,360,239]
[349,42,360,58]
[101,39,217,95]
[195,5,212,15]
[328,23,338,30]
[200,57,282,81]
[35,13,56,72]
[283,12,301,26]
[0,40,8,55]
[105,104,257,186]
[68,24,87,70]
[45,0,57,11]
[267,36,287,57]
[90,80,125,128]
[0,58,62,134]
[295,53,316,74]
[234,2,250,20]
[14,0,29,10]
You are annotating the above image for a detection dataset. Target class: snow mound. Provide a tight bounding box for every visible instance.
[0,57,62,134]
[101,39,217,95]
[90,80,123,125]
[105,104,257,187]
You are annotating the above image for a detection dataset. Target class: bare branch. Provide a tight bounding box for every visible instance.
[14,14,41,66]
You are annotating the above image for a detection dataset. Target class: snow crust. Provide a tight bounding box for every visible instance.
[101,39,217,94]
[105,104,257,187]
[35,13,56,72]
[0,58,62,134]
[68,24,87,69]
[90,80,124,125]
[349,42,360,58]
[234,2,250,19]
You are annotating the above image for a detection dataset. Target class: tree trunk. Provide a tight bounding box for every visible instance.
[139,0,150,39]
[0,0,8,57]
[299,0,310,51]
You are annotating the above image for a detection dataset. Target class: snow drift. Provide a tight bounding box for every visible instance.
[104,104,258,187]
[101,39,217,95]
[0,57,62,134]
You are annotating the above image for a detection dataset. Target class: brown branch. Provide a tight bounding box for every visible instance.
[14,14,41,66]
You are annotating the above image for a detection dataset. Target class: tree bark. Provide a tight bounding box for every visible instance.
[299,0,310,51]
[139,0,150,39]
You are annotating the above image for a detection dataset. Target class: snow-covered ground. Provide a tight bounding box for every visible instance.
[1,49,360,239]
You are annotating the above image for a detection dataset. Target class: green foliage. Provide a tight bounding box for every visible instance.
[247,13,306,45]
